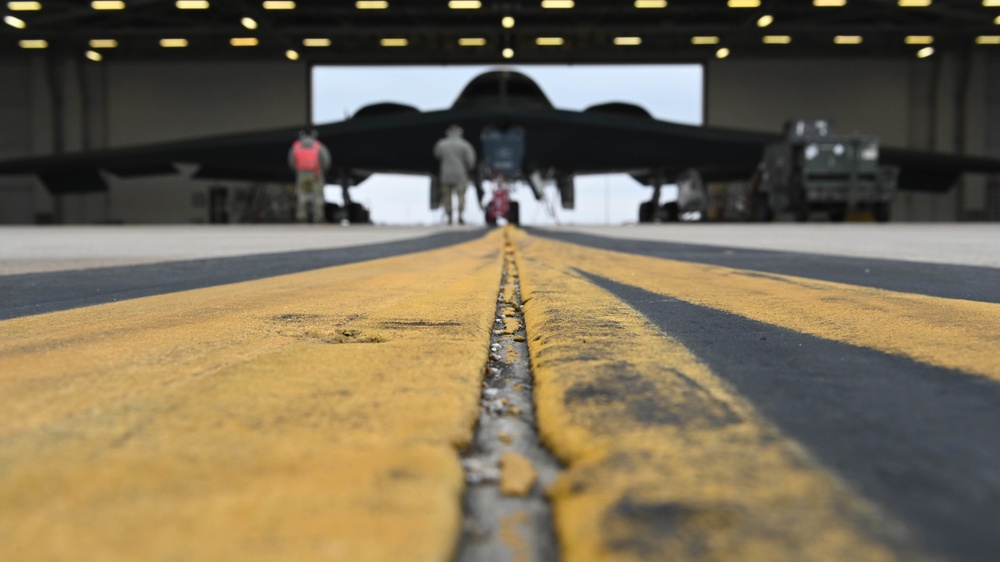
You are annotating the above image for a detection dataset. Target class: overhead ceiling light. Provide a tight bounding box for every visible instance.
[634,0,666,7]
[834,35,863,44]
[230,37,259,46]
[19,39,47,48]
[763,35,792,44]
[356,0,387,8]
[757,14,773,27]
[89,39,118,48]
[262,1,294,8]
[995,15,1000,24]
[458,37,487,46]
[898,0,930,6]
[727,0,760,7]
[92,1,125,9]
[160,38,188,47]
[985,0,1000,5]
[502,47,514,58]
[716,47,730,58]
[536,37,565,46]
[976,35,1000,44]
[541,0,574,8]
[380,37,408,47]
[176,0,208,8]
[448,0,480,8]
[692,36,720,45]
[614,36,642,45]
[813,0,846,6]
[502,16,514,28]
[241,17,257,29]
[917,46,934,57]
[303,38,331,47]
[8,2,42,10]
[85,50,102,61]
[286,49,299,60]
[4,15,26,28]
[905,35,933,44]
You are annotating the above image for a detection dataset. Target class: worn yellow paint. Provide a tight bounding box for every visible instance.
[518,233,1000,382]
[511,229,919,562]
[499,451,538,497]
[0,231,504,562]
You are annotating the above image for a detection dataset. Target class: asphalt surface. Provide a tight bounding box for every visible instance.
[3,224,999,561]
[528,227,1000,562]
[0,229,485,319]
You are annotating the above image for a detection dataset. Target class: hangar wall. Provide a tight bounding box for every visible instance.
[0,57,308,224]
[0,55,997,223]
[705,55,999,221]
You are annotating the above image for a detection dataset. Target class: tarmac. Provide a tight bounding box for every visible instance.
[1,223,999,562]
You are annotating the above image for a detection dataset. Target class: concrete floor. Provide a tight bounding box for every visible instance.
[3,224,997,277]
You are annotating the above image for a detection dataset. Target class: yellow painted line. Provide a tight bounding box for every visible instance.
[517,233,1000,382]
[510,228,919,562]
[0,231,503,562]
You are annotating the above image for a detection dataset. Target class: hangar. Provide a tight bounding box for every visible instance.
[0,0,997,223]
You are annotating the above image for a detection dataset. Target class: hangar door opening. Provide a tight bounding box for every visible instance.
[312,65,703,226]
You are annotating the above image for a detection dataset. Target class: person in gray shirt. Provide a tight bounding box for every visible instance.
[433,125,476,225]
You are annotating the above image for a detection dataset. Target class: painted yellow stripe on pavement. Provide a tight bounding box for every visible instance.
[511,229,919,562]
[519,233,1000,382]
[0,231,503,562]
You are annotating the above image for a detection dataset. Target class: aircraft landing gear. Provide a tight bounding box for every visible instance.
[485,176,519,226]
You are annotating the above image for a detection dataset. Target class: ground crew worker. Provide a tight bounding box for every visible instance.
[433,125,476,225]
[288,130,331,223]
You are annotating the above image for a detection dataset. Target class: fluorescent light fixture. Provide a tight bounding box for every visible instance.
[263,1,295,9]
[448,0,480,8]
[89,39,118,48]
[92,1,124,9]
[917,46,934,57]
[905,35,933,44]
[976,35,1000,44]
[176,0,208,8]
[241,17,257,29]
[4,15,26,28]
[763,35,792,44]
[502,47,514,58]
[230,37,259,46]
[536,37,565,46]
[757,14,773,27]
[692,36,720,45]
[728,0,760,7]
[380,37,408,47]
[716,47,730,58]
[985,0,1000,5]
[356,0,387,8]
[614,36,642,45]
[286,49,299,60]
[634,0,666,7]
[19,39,47,48]
[541,0,574,8]
[85,50,102,61]
[458,37,487,46]
[834,35,863,44]
[898,0,930,6]
[160,38,188,47]
[502,16,514,28]
[303,38,331,47]
[8,2,41,10]
[813,0,845,5]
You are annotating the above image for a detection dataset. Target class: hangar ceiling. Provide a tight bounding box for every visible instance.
[0,1,998,64]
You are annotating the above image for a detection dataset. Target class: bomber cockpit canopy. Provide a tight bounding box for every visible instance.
[451,71,554,110]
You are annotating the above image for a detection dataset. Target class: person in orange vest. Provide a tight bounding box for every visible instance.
[288,130,332,223]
